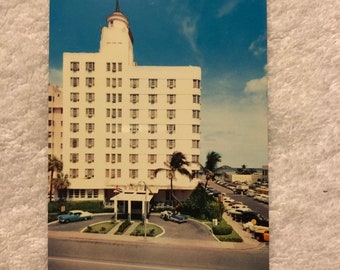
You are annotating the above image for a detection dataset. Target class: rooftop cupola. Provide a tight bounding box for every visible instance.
[106,0,129,29]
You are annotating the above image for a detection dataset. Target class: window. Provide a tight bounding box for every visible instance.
[149,109,157,119]
[118,62,122,71]
[192,110,200,119]
[111,94,116,103]
[105,138,110,147]
[85,138,94,148]
[117,139,122,148]
[48,120,54,126]
[167,124,176,134]
[111,139,116,148]
[70,153,79,163]
[130,94,139,104]
[111,124,116,133]
[87,189,93,198]
[167,79,176,89]
[111,154,116,163]
[148,169,156,179]
[106,78,111,87]
[193,79,201,88]
[70,138,79,148]
[105,94,110,102]
[130,139,139,148]
[117,154,122,163]
[70,92,79,102]
[192,140,200,148]
[85,123,95,133]
[192,125,200,133]
[93,189,99,198]
[70,123,79,132]
[48,96,53,102]
[74,189,79,198]
[86,77,95,87]
[106,123,110,132]
[148,154,157,164]
[112,62,116,72]
[69,169,78,178]
[192,155,199,163]
[85,153,94,163]
[129,169,138,179]
[148,124,157,134]
[130,109,139,119]
[111,78,116,88]
[106,62,110,71]
[117,124,122,132]
[85,169,94,179]
[86,92,95,102]
[130,124,139,134]
[86,108,95,118]
[167,140,176,149]
[48,131,52,138]
[118,78,122,87]
[149,79,158,88]
[166,154,172,163]
[130,79,139,88]
[148,139,157,149]
[192,170,199,178]
[70,108,79,117]
[86,62,95,72]
[193,95,200,104]
[167,110,176,119]
[70,77,79,87]
[70,62,79,72]
[129,154,138,163]
[118,109,122,118]
[167,94,176,104]
[148,94,157,104]
[110,169,116,179]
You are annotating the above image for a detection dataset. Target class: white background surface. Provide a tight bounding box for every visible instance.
[0,0,339,269]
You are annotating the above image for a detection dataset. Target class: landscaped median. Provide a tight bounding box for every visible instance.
[83,219,164,237]
[205,219,243,242]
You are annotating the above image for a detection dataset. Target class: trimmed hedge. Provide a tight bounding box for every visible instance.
[48,200,113,214]
[115,220,131,235]
[212,220,233,235]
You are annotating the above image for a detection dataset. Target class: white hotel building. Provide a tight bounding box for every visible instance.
[52,1,202,216]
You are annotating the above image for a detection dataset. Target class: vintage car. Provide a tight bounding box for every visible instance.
[254,229,269,242]
[58,210,93,223]
[160,210,188,223]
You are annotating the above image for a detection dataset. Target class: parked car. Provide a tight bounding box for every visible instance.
[160,210,188,223]
[226,204,250,215]
[58,210,93,223]
[254,229,269,242]
[246,190,256,197]
[255,194,269,204]
[242,220,269,233]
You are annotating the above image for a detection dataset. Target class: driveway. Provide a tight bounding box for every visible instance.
[49,213,216,242]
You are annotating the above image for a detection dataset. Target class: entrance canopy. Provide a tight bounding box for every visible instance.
[110,192,154,202]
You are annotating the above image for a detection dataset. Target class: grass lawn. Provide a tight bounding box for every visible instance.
[205,220,243,242]
[130,223,163,237]
[84,221,117,234]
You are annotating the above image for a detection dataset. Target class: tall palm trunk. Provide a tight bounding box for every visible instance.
[170,176,173,208]
[49,170,54,202]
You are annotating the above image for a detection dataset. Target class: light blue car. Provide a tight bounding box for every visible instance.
[58,210,93,223]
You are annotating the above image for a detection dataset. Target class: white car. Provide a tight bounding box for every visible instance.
[242,221,269,233]
[225,203,246,214]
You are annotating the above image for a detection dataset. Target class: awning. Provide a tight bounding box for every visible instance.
[110,192,154,202]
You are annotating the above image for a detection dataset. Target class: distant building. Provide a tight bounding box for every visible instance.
[49,1,201,217]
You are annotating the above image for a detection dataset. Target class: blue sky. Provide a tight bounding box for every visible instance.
[49,0,268,168]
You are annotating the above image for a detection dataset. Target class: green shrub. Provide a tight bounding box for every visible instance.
[212,221,232,235]
[48,200,114,214]
[115,220,131,235]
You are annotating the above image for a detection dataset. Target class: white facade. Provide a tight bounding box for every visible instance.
[60,3,201,203]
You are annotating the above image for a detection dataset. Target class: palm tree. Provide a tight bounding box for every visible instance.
[200,151,222,189]
[48,155,63,202]
[155,152,193,209]
[52,173,70,200]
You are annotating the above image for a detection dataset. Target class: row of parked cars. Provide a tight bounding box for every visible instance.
[223,196,269,242]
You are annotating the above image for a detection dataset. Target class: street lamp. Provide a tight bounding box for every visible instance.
[138,181,148,239]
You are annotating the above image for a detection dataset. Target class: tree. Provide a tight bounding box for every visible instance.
[236,164,257,175]
[48,155,63,202]
[155,152,192,209]
[200,151,222,189]
[52,172,70,200]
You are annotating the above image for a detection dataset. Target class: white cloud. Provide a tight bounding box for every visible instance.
[217,0,242,18]
[244,65,268,93]
[249,34,267,56]
[49,68,63,88]
[181,16,199,53]
[200,73,268,168]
